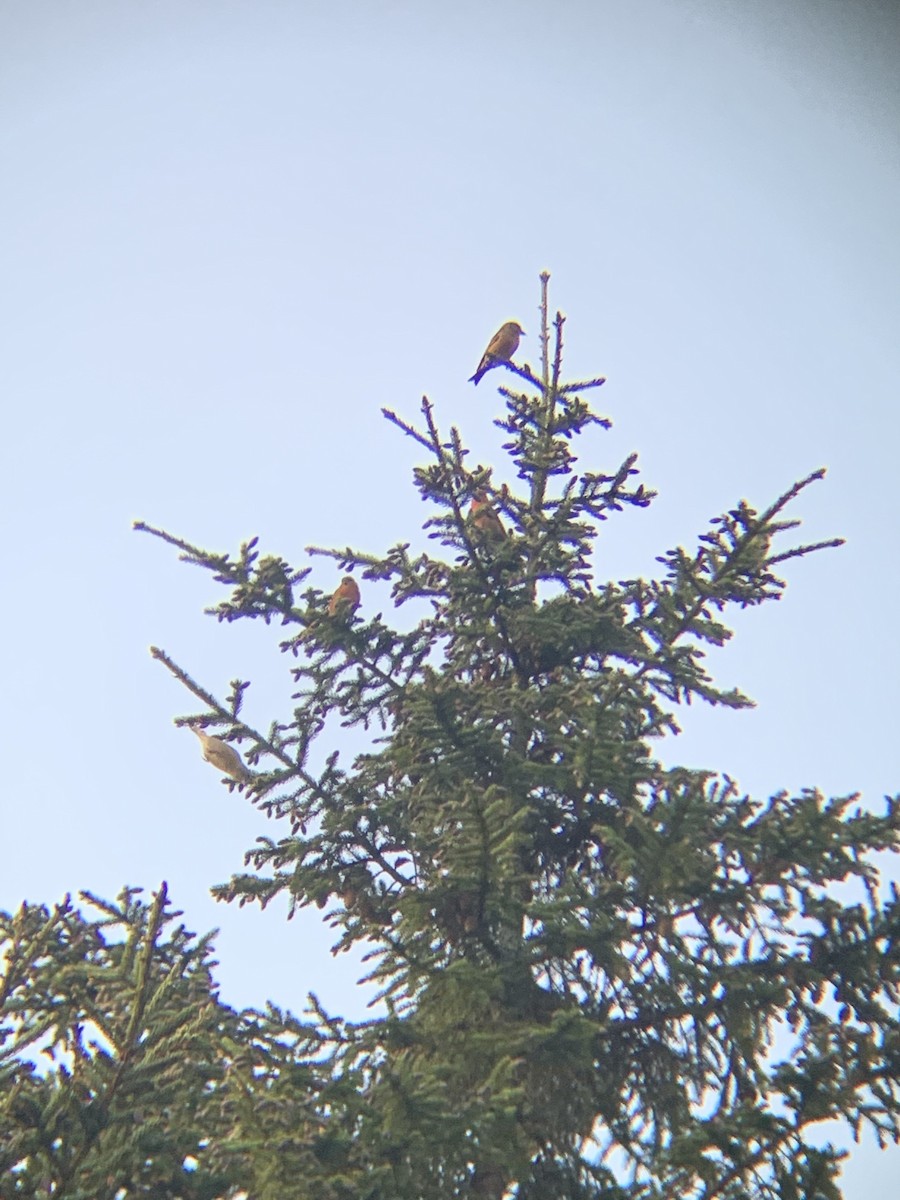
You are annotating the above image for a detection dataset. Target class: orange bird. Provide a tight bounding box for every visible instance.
[469,320,525,385]
[329,575,361,619]
[469,491,506,541]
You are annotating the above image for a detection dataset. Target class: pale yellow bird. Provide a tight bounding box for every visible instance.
[328,575,361,619]
[469,321,525,385]
[189,725,252,782]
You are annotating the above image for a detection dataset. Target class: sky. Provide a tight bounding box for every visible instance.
[1,0,899,1191]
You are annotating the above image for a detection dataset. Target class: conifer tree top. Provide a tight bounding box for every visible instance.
[125,274,898,1200]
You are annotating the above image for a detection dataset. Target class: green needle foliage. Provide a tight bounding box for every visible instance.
[0,884,231,1198]
[0,886,382,1200]
[12,275,898,1198]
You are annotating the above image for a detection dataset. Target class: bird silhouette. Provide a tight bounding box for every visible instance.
[328,575,361,619]
[469,491,506,541]
[189,725,251,782]
[469,321,525,385]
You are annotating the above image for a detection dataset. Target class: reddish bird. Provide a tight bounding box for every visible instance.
[328,575,361,619]
[469,321,525,385]
[469,491,506,541]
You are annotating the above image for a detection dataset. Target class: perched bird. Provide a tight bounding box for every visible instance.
[189,725,251,782]
[328,575,361,619]
[740,531,771,572]
[469,321,525,385]
[469,491,506,541]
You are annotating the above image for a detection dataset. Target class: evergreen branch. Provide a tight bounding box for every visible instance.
[500,359,548,391]
[134,520,234,576]
[413,398,526,679]
[524,307,563,596]
[603,471,837,713]
[0,898,72,1011]
[136,521,309,626]
[557,377,608,395]
[149,644,297,774]
[551,309,565,397]
[527,312,565,521]
[56,885,169,1189]
[305,544,405,578]
[697,1128,800,1200]
[0,1012,59,1067]
[767,537,845,566]
[356,835,413,889]
[381,403,436,452]
[115,883,167,1078]
[759,466,827,521]
[149,645,413,865]
[293,615,410,704]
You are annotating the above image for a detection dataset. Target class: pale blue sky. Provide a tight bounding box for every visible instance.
[2,1,899,1192]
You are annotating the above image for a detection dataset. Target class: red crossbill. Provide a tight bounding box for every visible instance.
[189,725,251,782]
[328,575,361,619]
[469,491,506,541]
[469,321,525,385]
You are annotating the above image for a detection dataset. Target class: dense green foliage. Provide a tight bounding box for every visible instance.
[4,282,899,1198]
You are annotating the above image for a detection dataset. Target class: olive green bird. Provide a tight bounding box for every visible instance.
[469,320,525,385]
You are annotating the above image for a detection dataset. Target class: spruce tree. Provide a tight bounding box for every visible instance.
[7,275,897,1198]
[0,884,236,1197]
[0,885,374,1199]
